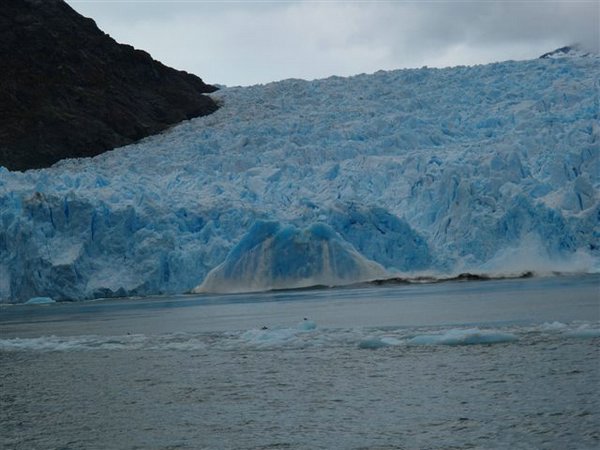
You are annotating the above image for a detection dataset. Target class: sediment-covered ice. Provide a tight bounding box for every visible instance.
[194,221,387,293]
[0,53,599,301]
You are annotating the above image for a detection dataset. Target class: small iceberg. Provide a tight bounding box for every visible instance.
[358,336,402,349]
[565,326,600,339]
[298,318,317,330]
[540,321,568,331]
[408,328,518,346]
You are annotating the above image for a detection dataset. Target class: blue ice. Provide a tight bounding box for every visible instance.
[0,53,598,302]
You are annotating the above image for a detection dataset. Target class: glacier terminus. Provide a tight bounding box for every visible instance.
[0,53,598,302]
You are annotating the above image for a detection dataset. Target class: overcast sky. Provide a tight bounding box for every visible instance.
[66,1,599,87]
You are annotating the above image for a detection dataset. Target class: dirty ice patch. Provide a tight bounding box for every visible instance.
[193,221,388,294]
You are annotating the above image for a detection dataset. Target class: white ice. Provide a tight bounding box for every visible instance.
[407,328,519,346]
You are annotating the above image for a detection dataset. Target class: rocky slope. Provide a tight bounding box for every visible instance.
[0,0,217,171]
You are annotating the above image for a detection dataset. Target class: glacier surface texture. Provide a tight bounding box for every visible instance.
[1,55,599,302]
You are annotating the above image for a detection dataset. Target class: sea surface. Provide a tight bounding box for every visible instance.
[1,275,599,450]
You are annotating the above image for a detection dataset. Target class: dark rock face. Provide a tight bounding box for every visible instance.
[539,45,593,59]
[539,46,576,58]
[0,0,218,171]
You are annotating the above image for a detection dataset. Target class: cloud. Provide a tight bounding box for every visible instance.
[67,1,599,86]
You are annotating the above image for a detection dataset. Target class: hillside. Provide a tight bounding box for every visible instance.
[0,0,217,171]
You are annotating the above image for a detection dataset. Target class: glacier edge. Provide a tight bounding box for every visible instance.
[0,54,599,302]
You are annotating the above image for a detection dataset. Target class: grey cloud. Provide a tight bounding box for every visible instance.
[348,2,598,64]
[67,1,599,86]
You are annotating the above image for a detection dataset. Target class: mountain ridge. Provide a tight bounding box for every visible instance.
[539,44,597,59]
[0,0,218,171]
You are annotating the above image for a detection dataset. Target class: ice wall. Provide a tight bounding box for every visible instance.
[0,54,598,302]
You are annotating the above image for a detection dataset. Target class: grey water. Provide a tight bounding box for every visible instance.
[1,275,599,450]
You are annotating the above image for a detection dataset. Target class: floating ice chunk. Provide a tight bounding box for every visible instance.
[194,221,388,293]
[358,335,402,349]
[565,326,600,339]
[298,318,317,330]
[380,336,403,346]
[540,321,568,330]
[408,328,518,346]
[25,296,55,305]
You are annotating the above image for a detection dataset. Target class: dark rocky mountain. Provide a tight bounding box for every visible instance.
[539,44,594,59]
[0,0,218,171]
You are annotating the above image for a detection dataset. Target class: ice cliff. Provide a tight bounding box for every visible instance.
[0,53,598,301]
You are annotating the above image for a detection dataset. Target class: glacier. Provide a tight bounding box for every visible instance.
[0,53,599,302]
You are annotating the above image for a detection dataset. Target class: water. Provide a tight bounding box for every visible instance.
[1,275,599,449]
